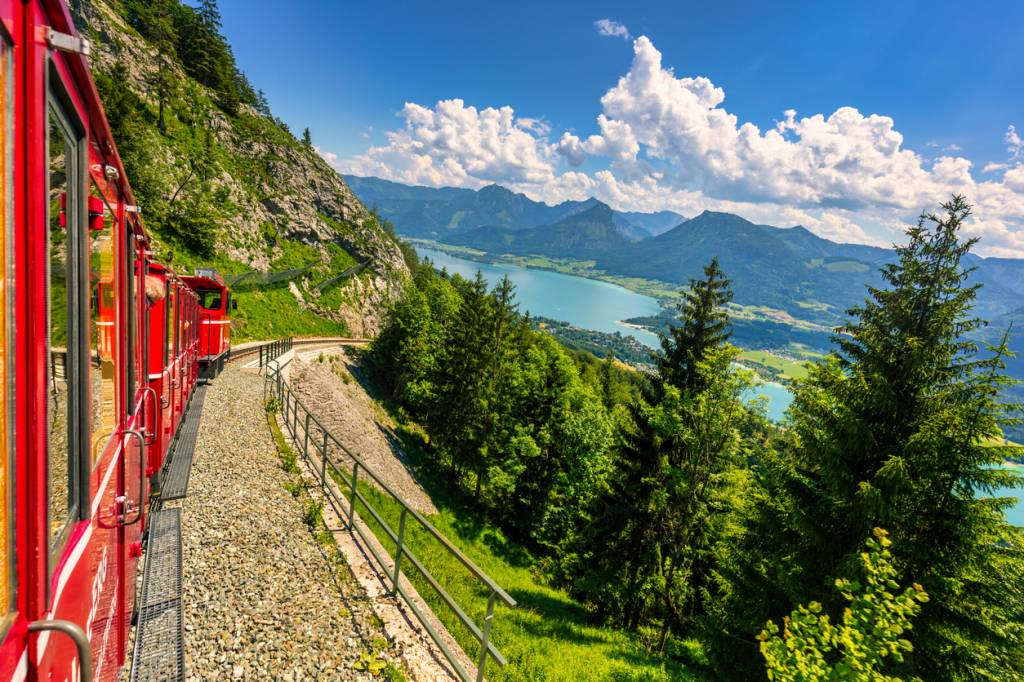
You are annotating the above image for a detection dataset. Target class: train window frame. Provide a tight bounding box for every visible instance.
[0,23,15,634]
[173,284,179,361]
[44,60,90,590]
[163,278,170,368]
[124,228,132,415]
[87,181,118,470]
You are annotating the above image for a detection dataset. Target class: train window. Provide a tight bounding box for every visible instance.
[125,227,137,416]
[88,184,116,466]
[197,289,221,310]
[167,281,175,364]
[0,31,13,622]
[46,91,85,570]
[172,284,179,360]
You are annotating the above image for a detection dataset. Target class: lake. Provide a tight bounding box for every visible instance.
[419,246,791,418]
[418,248,663,346]
[416,246,1020,526]
[994,465,1024,528]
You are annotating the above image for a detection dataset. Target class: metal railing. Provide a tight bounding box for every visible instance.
[262,356,515,682]
[257,338,292,368]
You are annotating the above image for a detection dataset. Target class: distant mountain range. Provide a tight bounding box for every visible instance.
[346,175,1024,440]
[346,175,1024,328]
[344,175,685,239]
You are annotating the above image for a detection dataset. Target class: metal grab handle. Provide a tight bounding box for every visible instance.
[138,386,158,445]
[121,429,146,526]
[28,619,93,682]
[160,368,171,408]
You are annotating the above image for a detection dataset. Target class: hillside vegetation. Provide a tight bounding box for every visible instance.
[354,177,1024,440]
[73,0,411,337]
[369,197,1024,680]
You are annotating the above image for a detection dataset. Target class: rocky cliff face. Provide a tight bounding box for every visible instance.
[72,0,409,335]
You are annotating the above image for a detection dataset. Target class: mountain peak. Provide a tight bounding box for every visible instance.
[478,183,515,196]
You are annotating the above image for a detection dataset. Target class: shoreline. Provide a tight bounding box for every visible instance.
[409,238,680,304]
[617,319,651,332]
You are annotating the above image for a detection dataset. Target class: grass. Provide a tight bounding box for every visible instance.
[738,349,811,381]
[303,376,703,681]
[162,243,356,342]
[231,285,347,341]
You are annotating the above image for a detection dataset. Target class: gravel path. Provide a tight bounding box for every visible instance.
[288,349,437,515]
[174,366,401,681]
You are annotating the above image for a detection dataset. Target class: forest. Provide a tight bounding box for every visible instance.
[369,197,1024,680]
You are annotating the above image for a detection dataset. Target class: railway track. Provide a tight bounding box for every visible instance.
[227,336,371,364]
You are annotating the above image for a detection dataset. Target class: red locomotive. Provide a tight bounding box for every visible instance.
[182,269,233,381]
[0,0,232,679]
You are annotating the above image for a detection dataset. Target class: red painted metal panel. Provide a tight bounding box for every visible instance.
[0,2,234,678]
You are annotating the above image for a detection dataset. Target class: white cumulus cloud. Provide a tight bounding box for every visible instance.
[595,19,630,40]
[335,99,559,188]
[334,35,1024,257]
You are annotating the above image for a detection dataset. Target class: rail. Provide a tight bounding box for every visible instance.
[257,342,514,682]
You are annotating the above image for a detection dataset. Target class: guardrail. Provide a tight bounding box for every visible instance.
[262,356,515,682]
[257,337,292,368]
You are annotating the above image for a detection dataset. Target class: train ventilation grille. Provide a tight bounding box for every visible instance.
[130,508,185,682]
[162,386,207,501]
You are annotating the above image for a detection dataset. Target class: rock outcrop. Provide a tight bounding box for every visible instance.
[72,0,408,334]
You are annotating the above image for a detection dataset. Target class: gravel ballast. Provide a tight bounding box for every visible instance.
[173,366,397,681]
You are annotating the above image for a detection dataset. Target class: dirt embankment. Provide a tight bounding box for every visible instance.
[288,349,437,515]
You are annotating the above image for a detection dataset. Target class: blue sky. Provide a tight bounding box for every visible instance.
[215,0,1024,256]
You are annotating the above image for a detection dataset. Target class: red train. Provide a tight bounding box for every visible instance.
[183,269,233,382]
[0,1,232,679]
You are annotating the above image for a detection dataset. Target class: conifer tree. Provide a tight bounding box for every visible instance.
[659,257,733,393]
[711,196,1024,679]
[433,271,495,485]
[302,127,312,147]
[574,259,748,646]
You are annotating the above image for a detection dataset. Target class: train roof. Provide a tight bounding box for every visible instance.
[181,269,228,290]
[44,0,151,248]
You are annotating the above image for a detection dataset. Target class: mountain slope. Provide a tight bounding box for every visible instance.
[451,202,635,259]
[616,210,687,236]
[75,0,409,335]
[344,175,684,240]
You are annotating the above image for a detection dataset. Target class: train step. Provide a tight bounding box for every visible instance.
[161,386,208,501]
[130,508,185,682]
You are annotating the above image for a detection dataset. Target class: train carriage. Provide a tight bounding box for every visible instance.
[0,1,232,679]
[181,269,232,382]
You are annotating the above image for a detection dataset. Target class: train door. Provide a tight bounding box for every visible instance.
[115,214,148,665]
[31,25,123,680]
[0,2,22,677]
[165,280,177,447]
[146,266,170,477]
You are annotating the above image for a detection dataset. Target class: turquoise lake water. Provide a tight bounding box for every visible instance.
[420,247,793,418]
[418,248,663,346]
[416,246,1020,526]
[993,465,1024,527]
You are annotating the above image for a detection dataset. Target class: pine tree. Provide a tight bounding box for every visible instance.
[432,271,496,486]
[711,196,1024,679]
[302,127,312,147]
[659,257,733,393]
[573,259,748,648]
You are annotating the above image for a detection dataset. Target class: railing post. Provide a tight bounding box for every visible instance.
[320,430,329,493]
[348,462,359,527]
[291,397,299,444]
[391,508,408,596]
[476,591,497,682]
[303,412,311,461]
